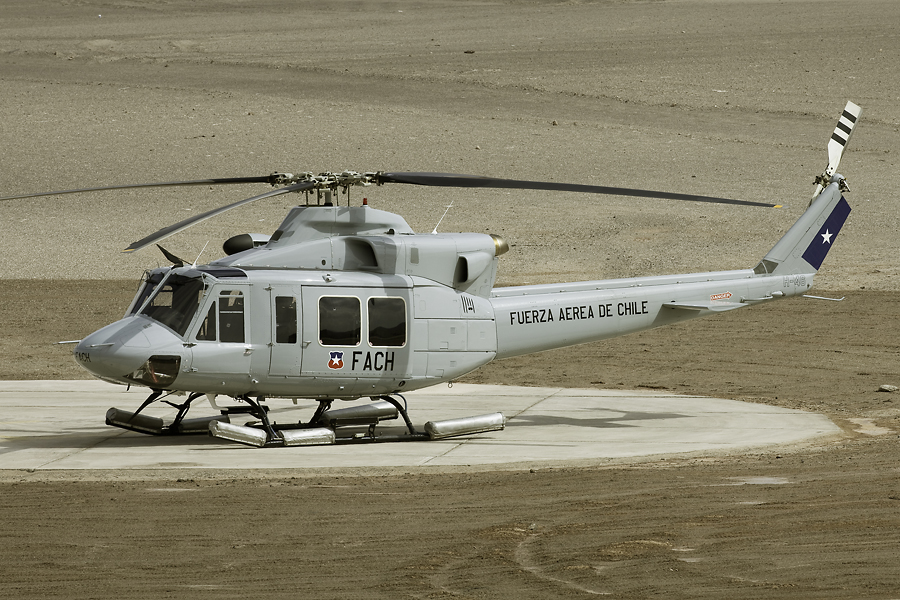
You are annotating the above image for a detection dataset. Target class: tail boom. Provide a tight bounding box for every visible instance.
[490,267,808,359]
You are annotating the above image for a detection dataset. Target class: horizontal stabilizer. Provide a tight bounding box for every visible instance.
[662,301,747,312]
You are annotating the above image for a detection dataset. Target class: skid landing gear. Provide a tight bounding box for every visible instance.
[210,394,505,447]
[107,390,281,444]
[209,394,436,447]
[107,390,505,448]
[107,390,229,436]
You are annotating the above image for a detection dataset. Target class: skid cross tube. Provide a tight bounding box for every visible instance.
[131,389,164,419]
[308,399,333,426]
[239,395,283,446]
[378,394,419,436]
[164,391,206,431]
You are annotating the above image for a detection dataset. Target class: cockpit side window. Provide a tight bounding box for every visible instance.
[195,302,217,341]
[139,274,205,336]
[191,290,246,343]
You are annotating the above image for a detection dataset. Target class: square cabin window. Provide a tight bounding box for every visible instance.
[319,296,361,346]
[368,297,407,347]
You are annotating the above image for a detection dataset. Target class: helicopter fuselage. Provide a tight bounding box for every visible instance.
[74,266,499,399]
[74,203,506,399]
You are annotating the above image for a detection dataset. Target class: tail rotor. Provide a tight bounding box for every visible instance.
[813,101,863,200]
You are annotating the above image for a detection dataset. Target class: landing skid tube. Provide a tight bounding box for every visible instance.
[210,394,435,447]
[106,390,229,436]
[211,394,506,447]
[107,390,283,444]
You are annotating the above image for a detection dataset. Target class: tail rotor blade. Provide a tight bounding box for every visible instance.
[827,101,863,177]
[813,101,863,200]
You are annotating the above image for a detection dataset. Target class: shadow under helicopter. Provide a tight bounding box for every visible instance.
[0,407,692,456]
[505,409,690,430]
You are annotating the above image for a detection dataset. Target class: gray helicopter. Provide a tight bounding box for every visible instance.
[3,102,861,447]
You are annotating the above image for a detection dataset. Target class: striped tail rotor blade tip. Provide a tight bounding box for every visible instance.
[827,101,863,174]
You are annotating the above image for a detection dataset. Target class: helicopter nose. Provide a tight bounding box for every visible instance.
[74,317,185,387]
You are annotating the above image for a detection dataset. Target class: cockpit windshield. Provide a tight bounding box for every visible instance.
[129,269,168,316]
[139,273,206,336]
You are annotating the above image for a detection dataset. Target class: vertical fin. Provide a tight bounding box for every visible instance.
[800,195,851,270]
[758,184,850,275]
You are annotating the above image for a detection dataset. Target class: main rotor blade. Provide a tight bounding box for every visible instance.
[123,181,316,253]
[0,176,281,202]
[376,172,780,208]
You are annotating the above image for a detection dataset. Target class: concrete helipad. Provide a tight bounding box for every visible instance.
[0,380,840,471]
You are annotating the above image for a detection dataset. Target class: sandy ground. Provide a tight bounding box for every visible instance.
[2,1,900,597]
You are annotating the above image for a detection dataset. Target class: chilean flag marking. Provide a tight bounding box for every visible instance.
[801,196,851,270]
